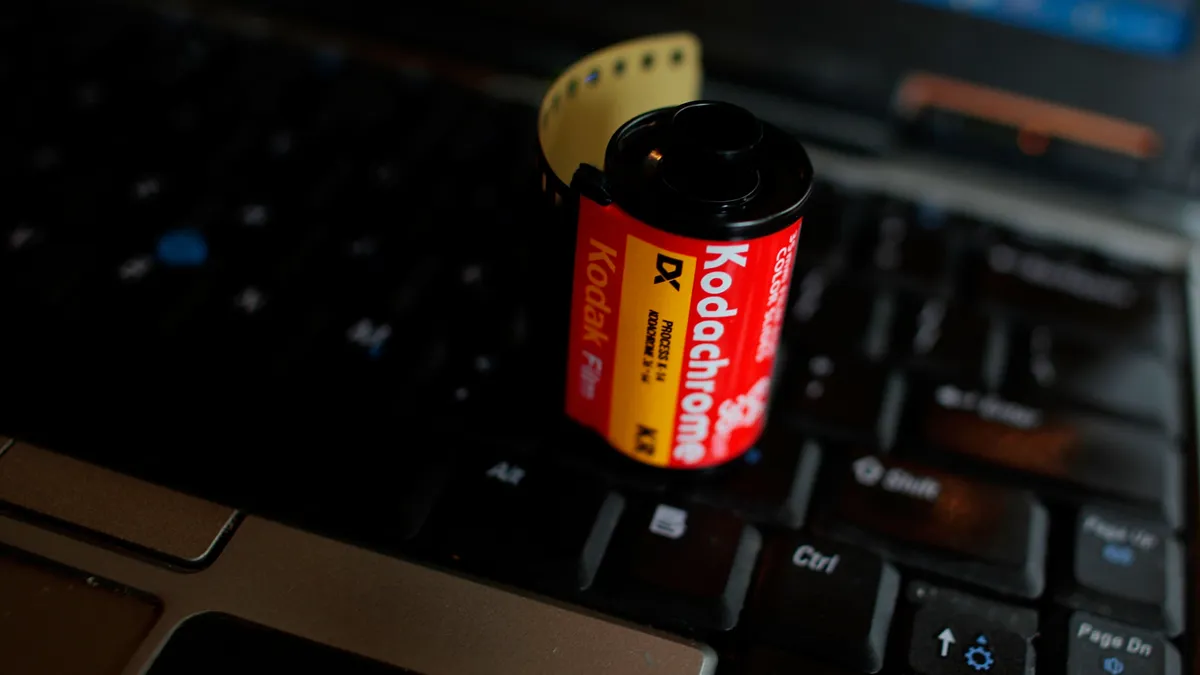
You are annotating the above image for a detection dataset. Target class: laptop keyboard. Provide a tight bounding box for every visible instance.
[0,2,1191,674]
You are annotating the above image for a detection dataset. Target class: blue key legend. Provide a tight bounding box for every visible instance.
[964,635,995,672]
[156,228,208,267]
[1101,542,1137,566]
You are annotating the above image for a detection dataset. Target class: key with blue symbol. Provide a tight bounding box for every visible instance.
[1066,613,1180,675]
[156,228,209,268]
[1060,507,1184,637]
[294,302,418,393]
[905,582,1036,675]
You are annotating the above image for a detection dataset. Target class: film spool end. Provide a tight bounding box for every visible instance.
[604,100,812,239]
[660,102,763,209]
[669,101,763,163]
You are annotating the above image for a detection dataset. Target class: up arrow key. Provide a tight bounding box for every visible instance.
[938,628,956,657]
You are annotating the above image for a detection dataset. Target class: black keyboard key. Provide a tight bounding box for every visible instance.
[908,379,1184,527]
[218,125,337,213]
[437,255,529,353]
[422,455,623,591]
[745,535,899,672]
[313,63,402,133]
[1006,326,1180,436]
[795,182,852,261]
[107,160,202,234]
[1062,508,1184,636]
[79,233,215,348]
[0,221,78,310]
[858,200,956,289]
[1066,613,1181,675]
[211,190,324,271]
[688,438,821,527]
[4,164,110,306]
[311,309,414,385]
[821,453,1048,597]
[783,353,905,450]
[974,236,1179,355]
[340,154,424,221]
[906,582,1037,675]
[325,240,441,313]
[739,646,862,674]
[292,256,446,386]
[254,430,451,550]
[177,271,312,380]
[594,501,761,631]
[140,25,240,90]
[787,268,887,357]
[223,42,328,118]
[891,295,1004,385]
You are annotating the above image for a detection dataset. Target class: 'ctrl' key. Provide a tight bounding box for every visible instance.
[744,535,899,673]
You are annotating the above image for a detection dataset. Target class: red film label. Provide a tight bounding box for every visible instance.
[565,197,801,469]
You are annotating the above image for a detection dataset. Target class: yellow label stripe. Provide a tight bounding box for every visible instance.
[607,235,696,466]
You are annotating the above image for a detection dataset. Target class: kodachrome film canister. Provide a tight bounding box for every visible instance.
[538,34,814,469]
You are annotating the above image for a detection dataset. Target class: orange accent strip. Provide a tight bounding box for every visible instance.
[896,73,1161,160]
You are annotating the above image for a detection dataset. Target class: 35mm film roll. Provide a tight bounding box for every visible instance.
[538,34,814,470]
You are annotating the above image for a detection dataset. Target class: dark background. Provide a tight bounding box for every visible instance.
[221,0,1200,194]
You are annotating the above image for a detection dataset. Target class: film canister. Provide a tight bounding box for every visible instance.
[538,34,814,469]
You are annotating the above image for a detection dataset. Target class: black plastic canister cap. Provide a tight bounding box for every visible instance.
[660,101,764,209]
[670,101,763,163]
[601,100,813,240]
